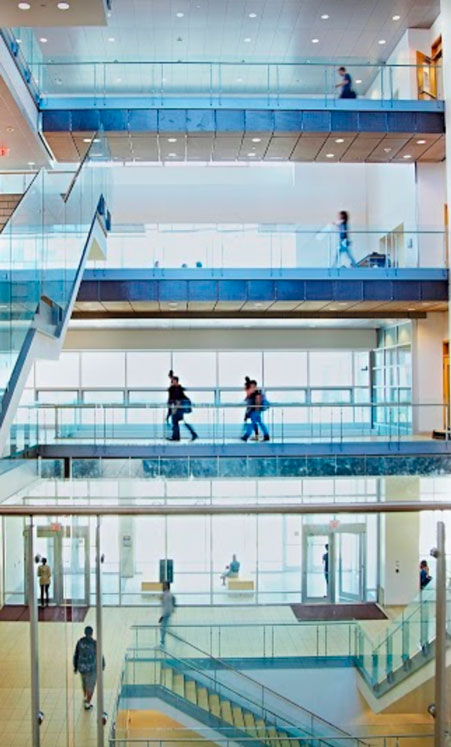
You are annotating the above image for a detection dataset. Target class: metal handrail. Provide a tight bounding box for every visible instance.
[1,501,450,515]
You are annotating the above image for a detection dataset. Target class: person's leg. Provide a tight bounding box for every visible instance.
[160,614,169,645]
[343,242,357,267]
[40,584,44,607]
[241,419,253,441]
[45,584,49,606]
[183,418,198,441]
[171,412,181,440]
[252,411,270,441]
[84,673,96,709]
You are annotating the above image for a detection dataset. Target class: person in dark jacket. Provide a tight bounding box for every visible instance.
[334,211,357,267]
[241,378,270,442]
[73,626,105,711]
[420,560,432,590]
[167,375,198,442]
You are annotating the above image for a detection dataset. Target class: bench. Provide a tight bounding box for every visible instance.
[227,579,255,591]
[141,581,164,592]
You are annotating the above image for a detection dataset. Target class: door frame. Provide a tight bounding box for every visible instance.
[25,524,90,606]
[302,523,366,603]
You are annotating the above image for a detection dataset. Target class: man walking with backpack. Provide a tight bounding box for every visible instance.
[73,626,105,711]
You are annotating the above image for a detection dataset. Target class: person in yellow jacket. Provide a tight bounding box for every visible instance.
[37,557,51,607]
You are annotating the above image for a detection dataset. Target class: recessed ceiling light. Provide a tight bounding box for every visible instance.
[39,38,48,43]
[416,139,426,145]
[392,14,401,20]
[355,79,362,84]
[254,302,263,307]
[176,11,184,17]
[249,12,257,18]
[6,127,14,133]
[335,138,344,144]
[108,37,116,42]
[18,2,31,9]
[83,138,92,143]
[57,1,70,8]
[321,14,329,19]
[311,38,319,43]
[168,153,177,157]
[27,161,35,166]
[247,152,257,157]
[251,137,261,143]
[244,37,252,42]
[378,39,386,45]
[383,147,392,153]
[16,39,22,44]
[407,307,415,311]
[403,154,412,159]
[326,153,335,158]
[168,137,177,143]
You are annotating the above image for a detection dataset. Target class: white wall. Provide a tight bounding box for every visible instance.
[64,327,377,351]
[381,477,420,606]
[416,162,447,266]
[412,312,448,433]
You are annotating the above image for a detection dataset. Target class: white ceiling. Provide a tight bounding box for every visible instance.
[0,0,108,27]
[23,0,440,64]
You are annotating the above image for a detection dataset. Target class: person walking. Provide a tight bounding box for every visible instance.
[420,559,432,590]
[167,375,198,442]
[336,67,356,99]
[37,557,51,607]
[334,211,357,267]
[159,581,176,646]
[322,544,329,594]
[73,626,105,711]
[241,378,270,442]
[244,376,260,440]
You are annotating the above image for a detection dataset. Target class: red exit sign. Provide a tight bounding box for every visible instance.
[0,147,10,157]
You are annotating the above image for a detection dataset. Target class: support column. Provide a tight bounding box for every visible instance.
[441,0,451,422]
[434,521,446,747]
[411,313,448,434]
[27,519,41,747]
[381,478,420,606]
[95,517,105,747]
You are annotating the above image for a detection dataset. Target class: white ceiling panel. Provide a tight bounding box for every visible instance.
[0,0,107,26]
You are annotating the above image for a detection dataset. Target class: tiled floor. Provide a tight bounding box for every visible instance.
[0,604,433,746]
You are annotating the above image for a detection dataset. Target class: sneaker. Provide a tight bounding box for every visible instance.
[240,436,248,442]
[263,435,270,442]
[191,433,198,442]
[250,434,259,441]
[166,437,180,442]
[84,703,93,711]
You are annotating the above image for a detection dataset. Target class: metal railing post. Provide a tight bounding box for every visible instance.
[434,521,446,747]
[96,516,105,747]
[28,518,41,747]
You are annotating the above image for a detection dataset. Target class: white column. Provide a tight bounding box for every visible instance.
[411,312,448,434]
[381,477,420,606]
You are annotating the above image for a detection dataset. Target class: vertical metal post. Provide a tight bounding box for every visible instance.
[96,516,105,747]
[28,519,41,747]
[434,521,446,747]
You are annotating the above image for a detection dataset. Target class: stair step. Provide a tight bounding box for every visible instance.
[232,706,245,729]
[278,732,292,747]
[209,694,221,717]
[220,700,234,725]
[197,687,209,710]
[173,673,185,697]
[267,726,280,747]
[244,712,256,733]
[163,667,173,690]
[185,679,197,704]
[255,718,267,740]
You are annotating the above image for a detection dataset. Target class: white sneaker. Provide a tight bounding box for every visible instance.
[250,434,259,441]
[84,703,93,711]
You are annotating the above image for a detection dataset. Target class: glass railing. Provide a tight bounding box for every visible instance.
[0,171,37,195]
[0,134,111,427]
[13,400,449,448]
[107,737,433,746]
[87,226,447,271]
[25,60,444,105]
[123,634,355,746]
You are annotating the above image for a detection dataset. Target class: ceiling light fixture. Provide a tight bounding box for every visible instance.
[168,153,177,157]
[16,39,22,44]
[168,138,177,143]
[355,79,362,83]
[176,11,184,17]
[18,2,31,9]
[249,12,257,18]
[416,139,426,144]
[83,138,92,143]
[321,14,329,19]
[57,1,70,8]
[108,37,115,42]
[27,161,35,166]
[392,14,401,20]
[383,147,392,153]
[378,39,386,45]
[311,38,319,43]
[326,153,335,158]
[247,152,257,157]
[335,138,344,143]
[39,37,48,43]
[403,154,412,159]
[251,137,261,143]
[244,37,252,42]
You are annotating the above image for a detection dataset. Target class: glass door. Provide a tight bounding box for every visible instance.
[302,532,332,602]
[25,524,90,607]
[336,530,365,602]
